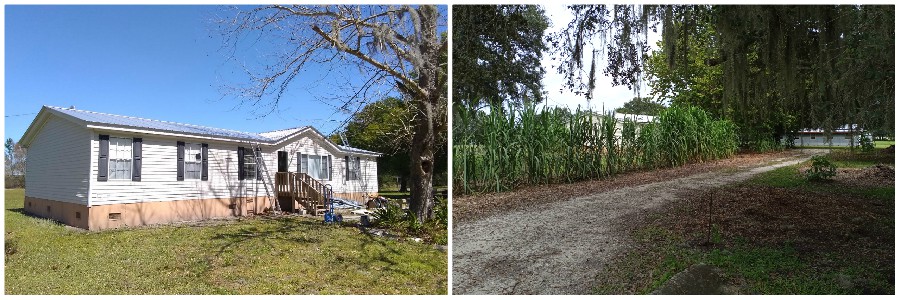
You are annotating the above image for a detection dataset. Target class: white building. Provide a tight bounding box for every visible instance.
[788,124,871,147]
[20,106,379,230]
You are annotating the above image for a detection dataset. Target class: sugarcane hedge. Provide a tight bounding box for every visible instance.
[453,103,738,194]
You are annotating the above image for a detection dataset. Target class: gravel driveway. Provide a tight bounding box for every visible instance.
[452,150,825,294]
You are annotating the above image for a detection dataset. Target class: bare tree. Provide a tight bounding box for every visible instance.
[217,5,446,222]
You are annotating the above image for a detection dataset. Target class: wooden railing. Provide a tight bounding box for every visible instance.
[274,172,332,214]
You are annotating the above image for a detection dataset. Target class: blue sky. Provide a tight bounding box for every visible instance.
[5,5,445,142]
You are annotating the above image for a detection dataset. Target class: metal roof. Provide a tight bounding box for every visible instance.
[48,106,272,142]
[338,145,382,156]
[39,106,381,156]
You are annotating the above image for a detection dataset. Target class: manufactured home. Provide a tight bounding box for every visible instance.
[20,106,380,230]
[787,124,871,147]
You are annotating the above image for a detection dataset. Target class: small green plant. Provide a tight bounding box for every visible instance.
[371,202,406,229]
[432,197,448,226]
[405,214,423,233]
[711,224,723,244]
[805,155,837,181]
[859,135,875,152]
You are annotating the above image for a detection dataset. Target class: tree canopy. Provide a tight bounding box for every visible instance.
[453,5,550,109]
[5,138,26,176]
[331,96,448,192]
[555,5,894,146]
[615,97,667,116]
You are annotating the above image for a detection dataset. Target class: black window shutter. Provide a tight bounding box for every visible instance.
[201,143,209,181]
[237,147,245,180]
[327,155,332,180]
[98,135,109,182]
[176,141,185,181]
[277,151,287,172]
[132,138,142,181]
[345,155,350,180]
[255,147,262,180]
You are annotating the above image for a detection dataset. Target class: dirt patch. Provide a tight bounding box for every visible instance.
[662,185,893,253]
[608,169,895,294]
[834,165,895,187]
[453,151,799,223]
[452,150,824,294]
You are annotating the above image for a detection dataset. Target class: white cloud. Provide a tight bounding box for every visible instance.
[540,4,660,112]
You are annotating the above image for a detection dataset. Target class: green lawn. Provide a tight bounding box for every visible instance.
[377,186,447,200]
[874,140,895,149]
[4,189,447,294]
[795,140,894,150]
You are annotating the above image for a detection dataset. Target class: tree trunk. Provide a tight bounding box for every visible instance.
[408,6,439,223]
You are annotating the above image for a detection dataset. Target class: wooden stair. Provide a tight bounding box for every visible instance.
[274,172,333,216]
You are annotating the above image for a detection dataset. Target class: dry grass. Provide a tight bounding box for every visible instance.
[453,150,796,224]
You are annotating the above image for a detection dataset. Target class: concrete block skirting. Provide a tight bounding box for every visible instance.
[24,196,273,230]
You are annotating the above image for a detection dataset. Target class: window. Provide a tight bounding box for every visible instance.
[811,135,816,139]
[243,149,257,181]
[108,137,132,180]
[184,143,202,180]
[299,154,331,180]
[349,157,361,180]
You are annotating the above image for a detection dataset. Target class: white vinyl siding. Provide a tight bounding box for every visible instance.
[107,137,132,180]
[24,116,91,205]
[184,143,202,180]
[273,131,377,197]
[88,128,377,206]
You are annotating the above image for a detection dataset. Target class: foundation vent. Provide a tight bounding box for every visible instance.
[46,206,51,212]
[108,213,121,221]
[75,212,81,219]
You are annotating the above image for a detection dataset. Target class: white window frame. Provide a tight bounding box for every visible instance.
[108,137,133,180]
[243,149,258,181]
[349,156,361,180]
[184,142,202,180]
[299,154,330,180]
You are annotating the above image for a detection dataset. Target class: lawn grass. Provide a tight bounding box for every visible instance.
[596,226,856,295]
[4,189,447,295]
[377,190,410,199]
[874,140,894,149]
[795,140,894,150]
[377,186,447,200]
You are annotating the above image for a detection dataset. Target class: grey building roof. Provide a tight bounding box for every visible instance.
[48,106,272,142]
[31,106,380,156]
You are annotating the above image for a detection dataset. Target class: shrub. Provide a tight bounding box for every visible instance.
[371,202,406,229]
[859,135,875,152]
[805,155,837,181]
[5,175,25,189]
[432,196,448,227]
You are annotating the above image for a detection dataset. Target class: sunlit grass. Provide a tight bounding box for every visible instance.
[4,189,447,295]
